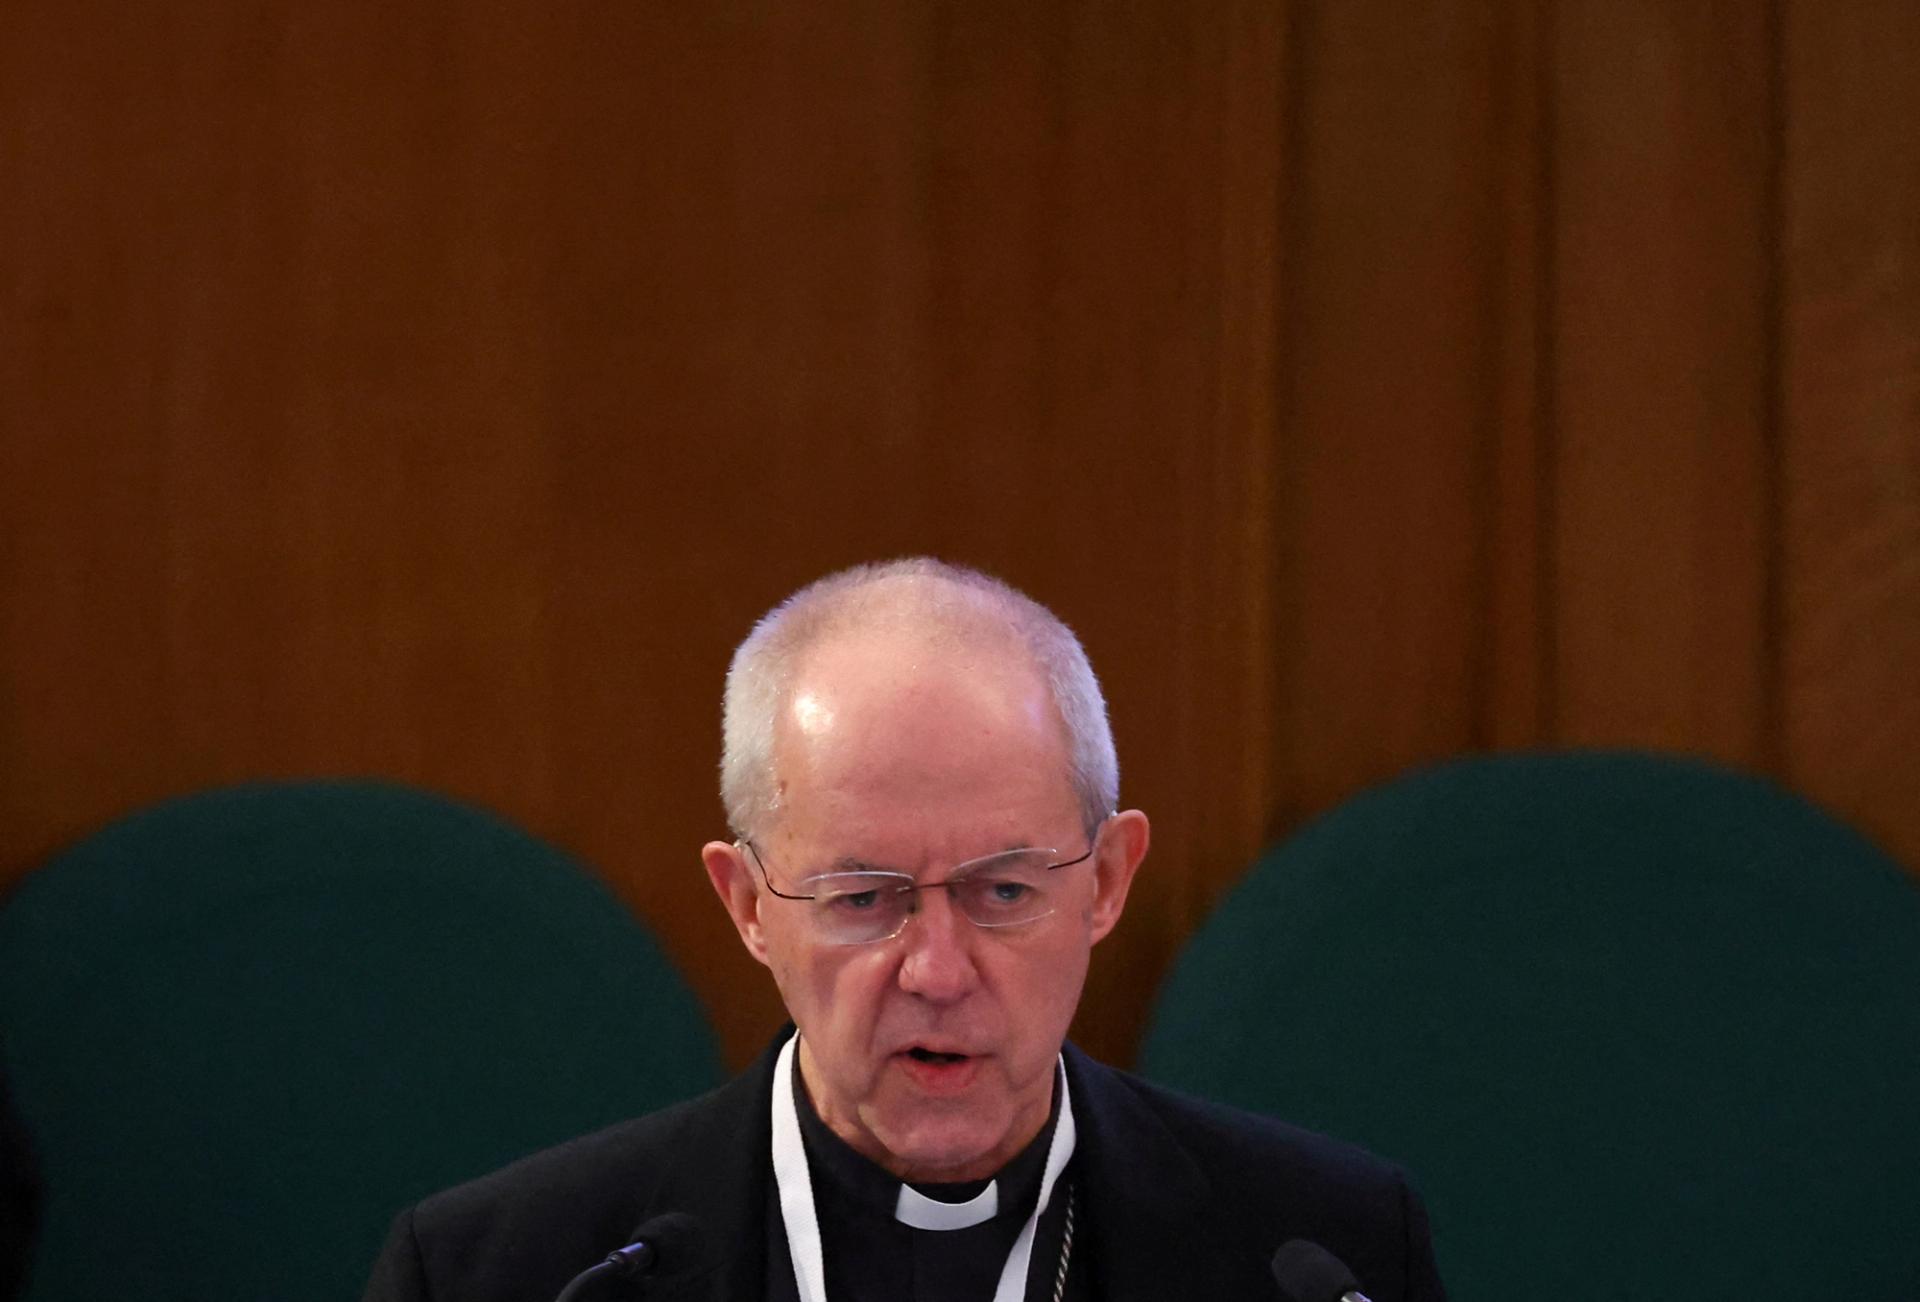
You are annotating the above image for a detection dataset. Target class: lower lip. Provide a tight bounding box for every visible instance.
[894,1053,981,1093]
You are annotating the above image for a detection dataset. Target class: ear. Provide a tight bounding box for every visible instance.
[703,840,773,966]
[1086,809,1149,945]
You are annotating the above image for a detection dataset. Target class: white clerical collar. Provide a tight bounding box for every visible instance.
[895,1179,999,1230]
[770,1032,1077,1302]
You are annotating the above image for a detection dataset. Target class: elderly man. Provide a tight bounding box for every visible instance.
[364,559,1445,1301]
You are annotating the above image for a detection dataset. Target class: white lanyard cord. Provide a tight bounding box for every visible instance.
[770,1034,1077,1302]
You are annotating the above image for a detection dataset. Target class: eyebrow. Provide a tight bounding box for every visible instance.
[826,855,903,875]
[822,843,1047,876]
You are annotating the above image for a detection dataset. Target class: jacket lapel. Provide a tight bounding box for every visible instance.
[1065,1046,1251,1300]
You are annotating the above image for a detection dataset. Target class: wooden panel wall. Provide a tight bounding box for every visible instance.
[1780,0,1920,866]
[3,0,1915,1071]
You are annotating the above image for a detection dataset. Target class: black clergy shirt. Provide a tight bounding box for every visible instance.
[763,1065,1091,1302]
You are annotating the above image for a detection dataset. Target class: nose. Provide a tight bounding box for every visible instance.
[895,887,982,1003]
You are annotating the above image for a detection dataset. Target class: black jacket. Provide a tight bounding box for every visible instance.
[363,1038,1446,1301]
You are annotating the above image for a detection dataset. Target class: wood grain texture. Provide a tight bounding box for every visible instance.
[1174,0,1288,905]
[1780,0,1920,870]
[1271,0,1516,826]
[1479,0,1554,751]
[1547,0,1778,766]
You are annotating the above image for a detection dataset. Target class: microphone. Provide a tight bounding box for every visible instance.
[1270,1239,1373,1302]
[552,1213,703,1301]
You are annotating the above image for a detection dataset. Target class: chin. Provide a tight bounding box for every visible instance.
[878,1118,1010,1182]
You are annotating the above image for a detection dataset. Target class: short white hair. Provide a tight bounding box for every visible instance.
[720,558,1119,839]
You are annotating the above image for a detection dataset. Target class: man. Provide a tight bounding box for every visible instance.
[363,559,1446,1301]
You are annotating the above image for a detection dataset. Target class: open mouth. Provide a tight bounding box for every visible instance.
[896,1045,980,1092]
[906,1047,970,1065]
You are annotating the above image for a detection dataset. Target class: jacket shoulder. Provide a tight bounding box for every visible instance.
[389,1077,759,1302]
[1064,1048,1443,1300]
[414,1089,716,1233]
[1071,1049,1405,1188]
[1098,1062,1406,1193]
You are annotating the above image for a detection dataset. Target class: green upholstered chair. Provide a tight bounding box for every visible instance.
[1139,751,1920,1299]
[0,781,723,1302]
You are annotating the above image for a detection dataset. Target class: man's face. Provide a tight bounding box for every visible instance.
[704,632,1146,1183]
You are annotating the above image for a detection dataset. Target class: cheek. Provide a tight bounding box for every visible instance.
[774,942,894,1024]
[1046,948,1090,1009]
[996,940,1090,1033]
[758,922,828,1017]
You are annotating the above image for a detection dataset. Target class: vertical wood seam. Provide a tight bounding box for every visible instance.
[1535,0,1561,741]
[1236,0,1281,868]
[1760,0,1789,778]
[1468,1,1515,754]
[1267,0,1314,841]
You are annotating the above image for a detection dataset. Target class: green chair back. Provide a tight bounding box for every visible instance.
[1140,751,1920,1299]
[0,781,722,1302]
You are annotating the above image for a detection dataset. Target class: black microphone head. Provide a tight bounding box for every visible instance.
[607,1211,704,1279]
[1270,1239,1363,1302]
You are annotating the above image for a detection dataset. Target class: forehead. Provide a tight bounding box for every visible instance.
[768,631,1079,851]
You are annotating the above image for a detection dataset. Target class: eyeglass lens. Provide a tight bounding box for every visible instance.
[802,848,1061,943]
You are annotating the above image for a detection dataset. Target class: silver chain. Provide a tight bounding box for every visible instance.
[1049,1183,1076,1302]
